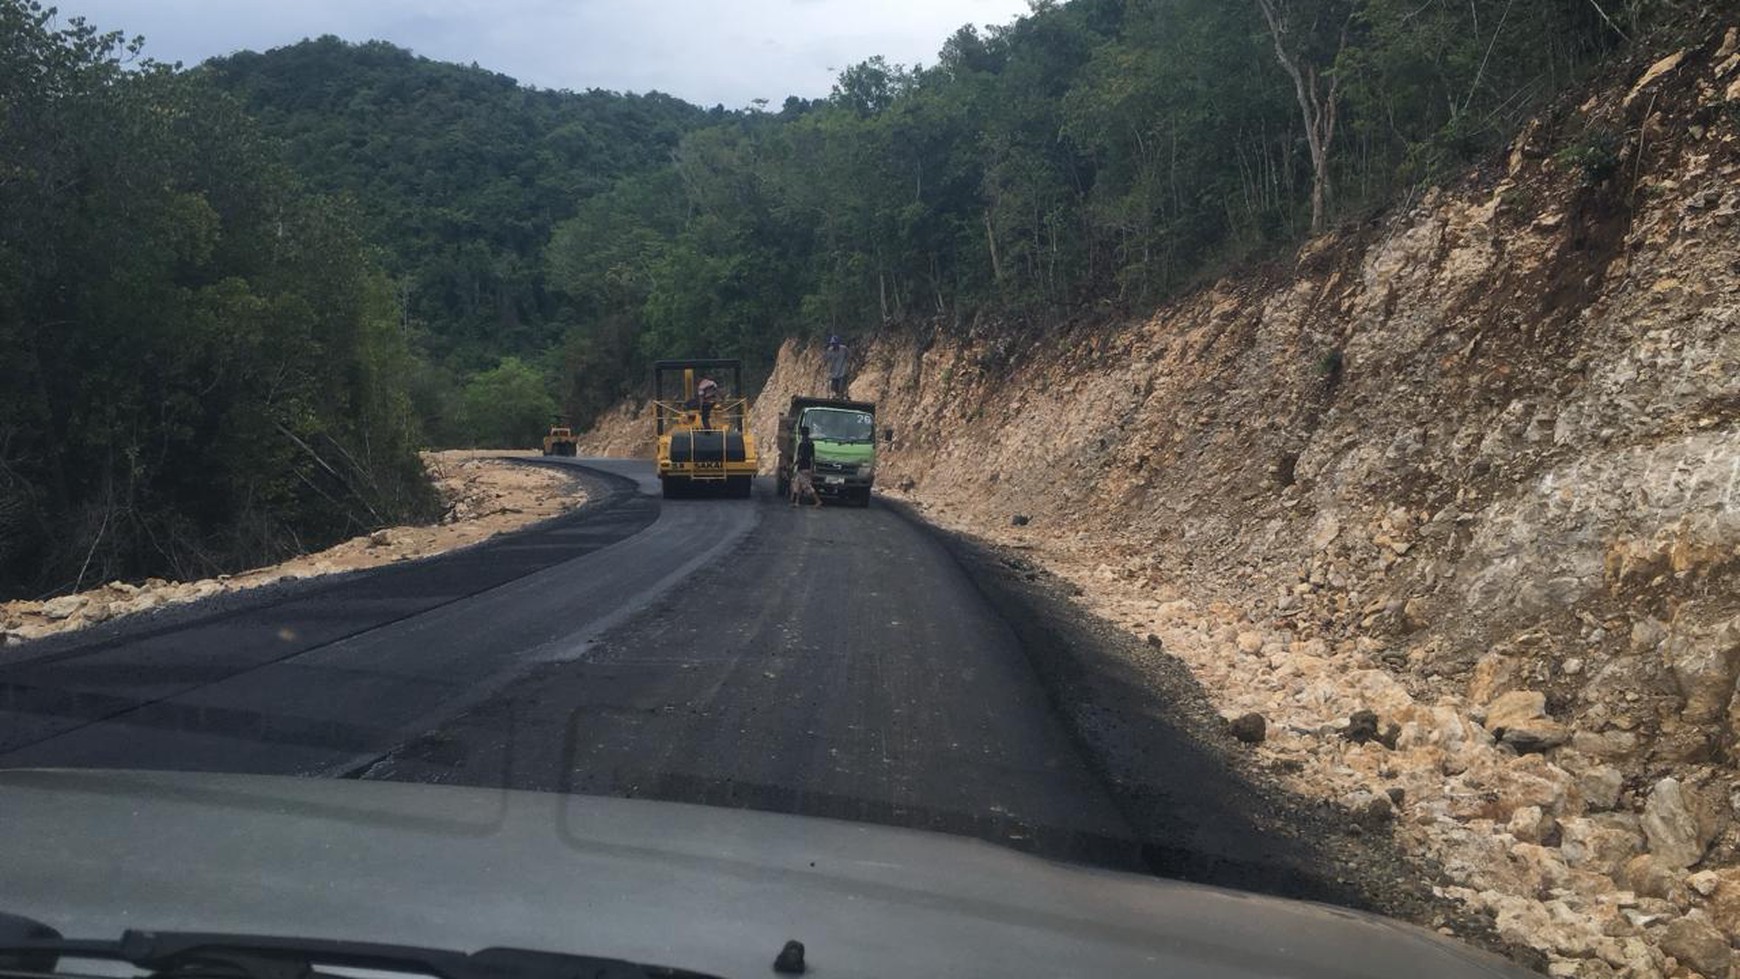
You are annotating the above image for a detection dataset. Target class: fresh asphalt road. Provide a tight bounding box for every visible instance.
[0,461,732,773]
[0,459,1136,862]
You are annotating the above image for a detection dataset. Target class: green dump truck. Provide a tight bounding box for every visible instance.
[776,396,880,507]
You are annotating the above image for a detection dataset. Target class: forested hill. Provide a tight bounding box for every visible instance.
[195,4,1680,445]
[540,0,1668,426]
[1,5,435,598]
[0,0,1699,600]
[200,38,715,441]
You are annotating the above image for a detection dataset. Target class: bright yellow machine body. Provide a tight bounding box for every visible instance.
[652,360,757,499]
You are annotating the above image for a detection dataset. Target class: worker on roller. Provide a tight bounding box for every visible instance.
[695,376,720,429]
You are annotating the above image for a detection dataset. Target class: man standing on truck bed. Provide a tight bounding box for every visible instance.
[824,335,849,398]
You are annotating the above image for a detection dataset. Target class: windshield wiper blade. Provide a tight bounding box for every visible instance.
[0,915,720,979]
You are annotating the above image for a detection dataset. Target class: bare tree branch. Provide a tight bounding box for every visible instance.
[1584,0,1632,43]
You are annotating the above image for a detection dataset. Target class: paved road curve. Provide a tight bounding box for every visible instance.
[0,461,745,773]
[0,459,1139,863]
[366,468,1135,860]
[1,459,1441,912]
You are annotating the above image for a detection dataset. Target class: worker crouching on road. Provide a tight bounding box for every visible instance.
[790,426,821,507]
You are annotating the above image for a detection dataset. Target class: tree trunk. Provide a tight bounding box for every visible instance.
[984,211,1003,282]
[1255,0,1346,236]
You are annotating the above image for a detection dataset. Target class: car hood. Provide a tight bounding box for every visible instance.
[0,770,1533,978]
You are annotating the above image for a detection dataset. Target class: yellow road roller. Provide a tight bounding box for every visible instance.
[652,359,757,498]
[541,421,578,457]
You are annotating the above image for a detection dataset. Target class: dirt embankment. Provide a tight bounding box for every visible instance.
[739,35,1740,979]
[576,401,656,458]
[0,451,587,648]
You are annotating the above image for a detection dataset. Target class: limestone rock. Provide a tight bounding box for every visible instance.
[1571,729,1639,760]
[1508,805,1556,845]
[1705,868,1740,941]
[1625,50,1688,108]
[1642,778,1711,869]
[1228,712,1266,744]
[1348,792,1395,832]
[1577,764,1625,811]
[1479,690,1569,752]
[1662,613,1740,724]
[1621,853,1684,901]
[1499,752,1574,814]
[1469,652,1522,704]
[41,595,87,621]
[1560,814,1644,877]
[1659,915,1731,978]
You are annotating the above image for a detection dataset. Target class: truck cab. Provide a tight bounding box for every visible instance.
[777,397,877,506]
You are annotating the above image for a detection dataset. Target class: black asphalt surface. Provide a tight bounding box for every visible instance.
[0,461,743,774]
[363,474,1135,862]
[0,458,1373,898]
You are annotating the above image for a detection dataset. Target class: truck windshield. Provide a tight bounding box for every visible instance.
[804,409,874,443]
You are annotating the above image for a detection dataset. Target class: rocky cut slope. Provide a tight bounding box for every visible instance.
[748,31,1740,979]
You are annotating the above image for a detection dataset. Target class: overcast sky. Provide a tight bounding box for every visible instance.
[55,0,1034,107]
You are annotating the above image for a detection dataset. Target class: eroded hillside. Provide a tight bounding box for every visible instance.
[741,33,1740,979]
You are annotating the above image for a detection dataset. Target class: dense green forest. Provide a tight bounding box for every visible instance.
[0,0,1690,596]
[200,1,1677,442]
[0,1,434,597]
[546,0,1666,418]
[200,38,714,444]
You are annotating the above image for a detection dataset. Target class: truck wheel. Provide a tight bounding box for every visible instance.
[728,476,752,498]
[856,488,872,508]
[661,477,685,499]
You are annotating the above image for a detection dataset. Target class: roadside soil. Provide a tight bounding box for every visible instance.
[912,503,1541,960]
[735,36,1740,976]
[0,451,587,649]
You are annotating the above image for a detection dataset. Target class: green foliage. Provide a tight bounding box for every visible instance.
[6,0,1677,585]
[177,0,1659,441]
[1555,125,1623,186]
[460,358,558,448]
[539,0,1642,405]
[1316,349,1346,383]
[0,0,433,597]
[200,37,713,440]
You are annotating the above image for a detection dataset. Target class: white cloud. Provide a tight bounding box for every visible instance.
[55,0,1033,106]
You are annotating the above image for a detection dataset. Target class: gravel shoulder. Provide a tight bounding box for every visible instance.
[895,498,1540,968]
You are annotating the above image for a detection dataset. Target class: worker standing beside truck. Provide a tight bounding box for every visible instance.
[824,336,850,398]
[776,396,877,507]
[790,426,821,507]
